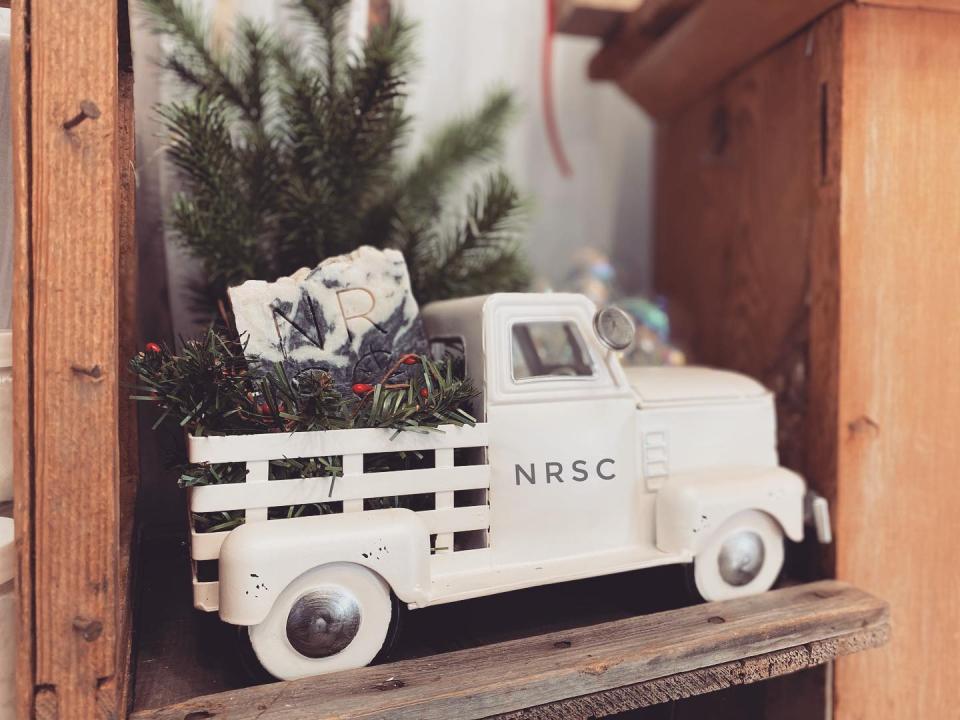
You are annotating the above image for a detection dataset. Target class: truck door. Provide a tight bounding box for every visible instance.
[483,294,641,565]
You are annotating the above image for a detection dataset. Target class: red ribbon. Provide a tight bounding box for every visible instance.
[543,0,574,177]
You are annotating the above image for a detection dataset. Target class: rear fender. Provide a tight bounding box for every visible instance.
[655,466,806,554]
[218,508,430,626]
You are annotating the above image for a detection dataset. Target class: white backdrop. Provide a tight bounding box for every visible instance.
[132,0,655,339]
[398,0,654,293]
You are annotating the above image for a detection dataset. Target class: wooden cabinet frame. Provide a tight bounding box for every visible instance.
[561,0,960,717]
[2,1,895,717]
[9,0,137,716]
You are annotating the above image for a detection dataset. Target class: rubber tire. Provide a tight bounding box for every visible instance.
[692,510,785,602]
[246,563,400,681]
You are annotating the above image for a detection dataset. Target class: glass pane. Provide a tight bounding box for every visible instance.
[511,322,594,380]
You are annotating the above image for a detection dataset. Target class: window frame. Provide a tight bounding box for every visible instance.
[509,319,598,384]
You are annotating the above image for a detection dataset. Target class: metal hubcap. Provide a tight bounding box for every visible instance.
[286,587,361,658]
[717,530,765,586]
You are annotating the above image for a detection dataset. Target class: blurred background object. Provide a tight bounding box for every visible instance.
[560,246,686,365]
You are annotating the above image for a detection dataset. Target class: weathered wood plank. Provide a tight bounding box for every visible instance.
[9,0,34,717]
[655,12,843,491]
[495,627,884,719]
[595,0,842,118]
[832,5,960,719]
[12,0,125,716]
[131,580,888,720]
[131,532,697,712]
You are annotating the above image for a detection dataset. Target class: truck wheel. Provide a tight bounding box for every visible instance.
[692,510,784,602]
[247,562,400,680]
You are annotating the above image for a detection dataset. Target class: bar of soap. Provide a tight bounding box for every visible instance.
[228,247,429,393]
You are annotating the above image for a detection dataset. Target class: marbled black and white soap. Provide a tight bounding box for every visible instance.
[228,246,429,392]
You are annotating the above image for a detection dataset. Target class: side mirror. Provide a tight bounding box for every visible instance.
[593,306,635,351]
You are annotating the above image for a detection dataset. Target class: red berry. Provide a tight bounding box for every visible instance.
[257,402,271,415]
[145,342,162,354]
[401,354,418,365]
[352,383,374,396]
[419,387,429,399]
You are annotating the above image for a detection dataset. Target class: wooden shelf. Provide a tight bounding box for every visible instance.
[130,527,887,720]
[570,0,844,118]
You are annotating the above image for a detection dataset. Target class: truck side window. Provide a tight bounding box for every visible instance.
[512,322,595,380]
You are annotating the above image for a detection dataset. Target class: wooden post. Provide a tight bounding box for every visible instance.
[643,2,960,718]
[11,1,135,717]
[831,5,960,717]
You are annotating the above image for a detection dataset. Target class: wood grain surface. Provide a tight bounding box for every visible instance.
[653,3,960,717]
[131,580,887,720]
[832,4,960,718]
[9,1,33,717]
[655,13,842,496]
[596,0,843,118]
[11,0,126,717]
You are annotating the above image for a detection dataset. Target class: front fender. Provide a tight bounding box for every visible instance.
[655,466,805,554]
[218,508,430,626]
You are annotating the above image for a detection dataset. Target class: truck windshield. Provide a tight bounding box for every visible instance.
[512,321,595,380]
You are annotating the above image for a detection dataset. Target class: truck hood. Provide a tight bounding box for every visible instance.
[625,365,769,407]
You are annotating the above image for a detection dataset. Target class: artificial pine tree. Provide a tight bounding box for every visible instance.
[143,0,530,315]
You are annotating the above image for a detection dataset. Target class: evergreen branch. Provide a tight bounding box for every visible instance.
[402,88,516,218]
[233,17,274,124]
[159,97,268,292]
[293,0,352,90]
[413,170,529,300]
[142,0,257,121]
[131,328,477,532]
[362,88,515,252]
[274,12,414,260]
[130,328,477,438]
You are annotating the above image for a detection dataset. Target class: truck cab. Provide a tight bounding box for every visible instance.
[205,292,827,681]
[421,293,806,597]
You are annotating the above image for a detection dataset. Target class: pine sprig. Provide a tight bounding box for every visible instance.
[413,170,530,300]
[143,0,529,319]
[132,328,478,532]
[400,88,516,222]
[130,329,476,438]
[142,0,257,121]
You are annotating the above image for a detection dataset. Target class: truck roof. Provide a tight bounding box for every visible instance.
[624,365,769,406]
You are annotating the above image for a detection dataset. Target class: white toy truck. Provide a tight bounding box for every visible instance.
[186,293,831,680]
